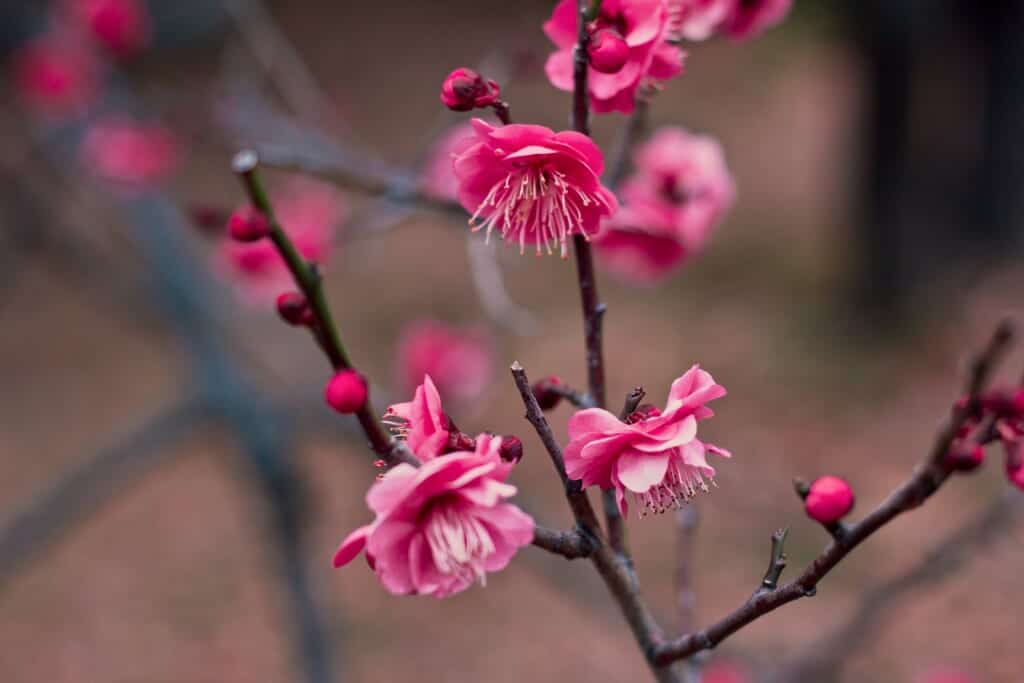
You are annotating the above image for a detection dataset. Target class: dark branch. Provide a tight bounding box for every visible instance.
[548,381,596,408]
[759,529,789,592]
[533,525,596,559]
[651,321,1015,666]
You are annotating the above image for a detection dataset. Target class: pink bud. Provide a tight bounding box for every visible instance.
[440,68,500,112]
[588,28,630,74]
[227,205,270,242]
[945,442,985,473]
[325,370,369,414]
[275,292,313,326]
[80,0,151,57]
[531,376,563,411]
[499,435,524,463]
[804,476,854,524]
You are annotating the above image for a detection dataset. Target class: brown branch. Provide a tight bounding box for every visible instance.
[674,506,699,635]
[651,321,1015,666]
[767,491,1024,683]
[758,529,789,592]
[533,525,596,559]
[233,151,417,468]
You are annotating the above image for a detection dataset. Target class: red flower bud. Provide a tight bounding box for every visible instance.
[531,376,564,411]
[276,292,313,326]
[440,68,500,112]
[81,0,151,58]
[325,370,369,414]
[588,28,630,74]
[804,476,854,524]
[227,205,270,242]
[945,442,985,472]
[499,435,524,463]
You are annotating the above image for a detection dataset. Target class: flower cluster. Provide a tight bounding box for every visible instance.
[952,388,1024,490]
[594,126,735,284]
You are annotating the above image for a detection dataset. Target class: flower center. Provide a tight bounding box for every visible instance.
[424,503,496,584]
[631,456,711,517]
[469,163,609,257]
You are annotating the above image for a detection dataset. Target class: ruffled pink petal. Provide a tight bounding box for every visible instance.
[631,415,697,452]
[544,49,575,92]
[365,463,419,515]
[616,449,671,493]
[664,364,726,415]
[551,131,606,175]
[542,0,579,48]
[588,57,643,100]
[408,533,441,596]
[568,408,628,440]
[477,504,535,572]
[332,524,372,567]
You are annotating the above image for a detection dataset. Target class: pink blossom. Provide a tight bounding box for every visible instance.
[396,320,494,403]
[219,178,343,303]
[80,116,179,187]
[453,118,618,257]
[667,0,791,42]
[419,122,476,201]
[594,127,733,283]
[383,375,452,462]
[564,364,730,517]
[545,0,684,113]
[333,434,535,598]
[440,68,501,112]
[593,200,688,284]
[13,38,99,115]
[70,0,151,57]
[721,0,792,40]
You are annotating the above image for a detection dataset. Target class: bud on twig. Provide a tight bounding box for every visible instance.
[945,442,986,473]
[499,435,524,463]
[227,205,270,242]
[803,476,854,524]
[276,292,314,326]
[325,369,369,414]
[532,376,564,411]
[441,68,501,112]
[588,28,629,74]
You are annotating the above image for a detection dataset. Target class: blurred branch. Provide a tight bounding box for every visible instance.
[605,100,649,188]
[465,235,539,334]
[766,491,1024,683]
[0,397,204,588]
[652,321,1016,666]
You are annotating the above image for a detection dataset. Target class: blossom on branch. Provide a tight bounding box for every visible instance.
[80,116,179,187]
[454,119,618,257]
[332,434,535,598]
[69,0,151,58]
[594,126,733,283]
[668,0,792,42]
[564,364,730,517]
[13,37,100,115]
[420,122,476,201]
[384,375,452,462]
[396,320,493,402]
[544,0,684,113]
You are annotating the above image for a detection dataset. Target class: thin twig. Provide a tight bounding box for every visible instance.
[767,492,1024,683]
[233,151,416,468]
[674,506,699,635]
[533,525,596,559]
[651,321,1015,666]
[758,529,789,593]
[605,100,650,189]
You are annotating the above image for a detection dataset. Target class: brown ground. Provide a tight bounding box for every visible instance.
[1,2,1021,682]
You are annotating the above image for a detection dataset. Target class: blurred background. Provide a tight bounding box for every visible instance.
[1,1,1022,682]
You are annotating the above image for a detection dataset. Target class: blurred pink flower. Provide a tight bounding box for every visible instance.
[594,127,733,283]
[700,661,751,683]
[564,364,730,517]
[915,667,977,683]
[592,200,688,285]
[722,0,792,40]
[80,116,179,186]
[419,122,476,201]
[396,320,494,403]
[13,38,99,115]
[384,375,451,462]
[69,0,151,57]
[544,0,684,113]
[219,178,344,303]
[668,0,791,41]
[332,434,535,598]
[454,118,617,257]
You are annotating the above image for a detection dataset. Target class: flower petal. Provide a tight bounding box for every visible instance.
[615,449,670,493]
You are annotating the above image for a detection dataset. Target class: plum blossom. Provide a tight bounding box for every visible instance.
[420,122,476,201]
[594,127,733,283]
[13,38,100,115]
[69,0,151,57]
[668,0,792,42]
[332,434,535,598]
[383,375,452,462]
[396,320,493,403]
[219,178,343,303]
[564,364,730,517]
[80,116,179,187]
[545,0,684,113]
[453,119,617,257]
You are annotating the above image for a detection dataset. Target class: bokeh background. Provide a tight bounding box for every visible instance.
[1,1,1022,682]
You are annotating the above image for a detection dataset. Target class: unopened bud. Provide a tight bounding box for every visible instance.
[276,292,313,326]
[945,442,986,472]
[440,68,500,112]
[804,476,854,524]
[498,435,524,463]
[626,404,662,424]
[531,376,564,411]
[324,369,369,414]
[227,205,270,242]
[588,28,629,74]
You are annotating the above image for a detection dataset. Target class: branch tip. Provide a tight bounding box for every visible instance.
[232,149,260,174]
